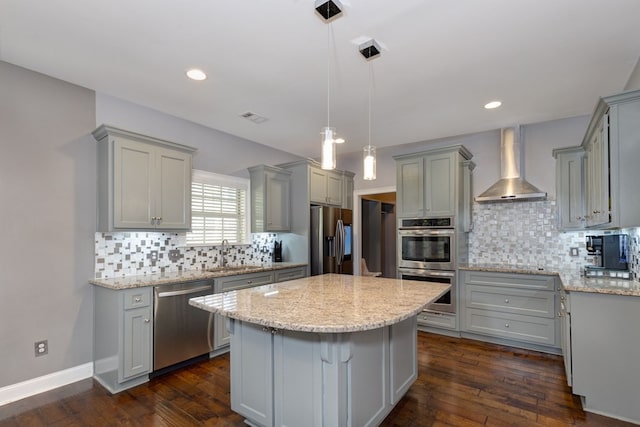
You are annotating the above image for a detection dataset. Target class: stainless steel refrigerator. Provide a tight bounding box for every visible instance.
[310,206,353,275]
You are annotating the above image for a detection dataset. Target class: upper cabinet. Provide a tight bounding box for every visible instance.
[552,147,585,231]
[249,165,292,233]
[342,171,355,210]
[394,146,474,222]
[554,89,640,229]
[309,167,343,206]
[93,125,195,232]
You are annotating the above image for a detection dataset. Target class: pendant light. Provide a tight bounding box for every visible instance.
[316,0,344,170]
[359,39,381,180]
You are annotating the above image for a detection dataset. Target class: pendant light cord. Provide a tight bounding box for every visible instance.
[327,22,331,128]
[368,62,372,149]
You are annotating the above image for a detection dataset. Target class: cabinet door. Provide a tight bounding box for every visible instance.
[155,147,192,230]
[309,168,327,204]
[342,174,354,209]
[121,306,152,381]
[113,138,155,229]
[266,171,290,231]
[424,152,455,216]
[396,157,425,217]
[230,321,274,427]
[326,172,343,206]
[556,149,585,230]
[585,116,610,227]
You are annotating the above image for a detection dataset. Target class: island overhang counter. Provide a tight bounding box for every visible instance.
[189,273,449,427]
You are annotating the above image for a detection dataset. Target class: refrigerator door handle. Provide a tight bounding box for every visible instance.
[336,219,344,267]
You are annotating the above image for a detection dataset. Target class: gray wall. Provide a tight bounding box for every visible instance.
[0,61,96,387]
[624,57,640,91]
[339,115,591,199]
[95,94,302,177]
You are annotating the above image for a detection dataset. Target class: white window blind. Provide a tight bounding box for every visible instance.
[187,170,250,246]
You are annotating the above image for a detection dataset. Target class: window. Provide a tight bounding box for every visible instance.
[186,169,250,246]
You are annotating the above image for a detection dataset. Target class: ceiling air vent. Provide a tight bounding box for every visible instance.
[359,39,381,60]
[240,111,268,124]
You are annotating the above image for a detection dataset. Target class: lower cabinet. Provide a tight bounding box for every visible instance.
[213,267,309,350]
[417,310,457,331]
[229,316,417,427]
[93,287,153,393]
[460,271,560,352]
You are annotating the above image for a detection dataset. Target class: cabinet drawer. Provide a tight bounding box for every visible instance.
[216,272,274,292]
[466,285,555,318]
[463,271,556,291]
[123,288,151,310]
[464,308,556,346]
[274,267,306,283]
[417,311,457,330]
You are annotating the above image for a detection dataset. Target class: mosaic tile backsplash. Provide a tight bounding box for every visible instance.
[94,232,277,279]
[468,199,640,281]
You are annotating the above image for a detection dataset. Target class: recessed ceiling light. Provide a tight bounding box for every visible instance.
[186,68,207,81]
[484,101,502,109]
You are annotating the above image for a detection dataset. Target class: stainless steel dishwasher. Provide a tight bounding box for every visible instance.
[153,280,214,372]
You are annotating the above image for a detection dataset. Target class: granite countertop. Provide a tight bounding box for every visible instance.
[89,262,308,290]
[459,263,640,297]
[189,273,450,333]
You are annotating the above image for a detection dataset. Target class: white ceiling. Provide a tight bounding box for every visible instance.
[2,0,639,159]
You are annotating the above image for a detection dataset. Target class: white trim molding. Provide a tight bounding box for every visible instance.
[0,363,93,407]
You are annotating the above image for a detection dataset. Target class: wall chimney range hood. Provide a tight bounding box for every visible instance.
[475,126,547,203]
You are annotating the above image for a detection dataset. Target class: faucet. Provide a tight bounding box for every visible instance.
[221,239,229,268]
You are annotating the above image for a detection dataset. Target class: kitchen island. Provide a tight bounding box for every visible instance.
[189,273,449,427]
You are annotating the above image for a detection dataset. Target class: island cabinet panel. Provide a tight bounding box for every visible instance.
[460,271,560,353]
[228,316,418,427]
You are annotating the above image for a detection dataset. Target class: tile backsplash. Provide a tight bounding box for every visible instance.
[468,199,640,280]
[94,232,277,279]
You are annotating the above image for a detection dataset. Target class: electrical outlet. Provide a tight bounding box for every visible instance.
[570,247,579,257]
[34,340,48,357]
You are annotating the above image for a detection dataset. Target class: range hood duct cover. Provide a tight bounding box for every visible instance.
[475,126,547,203]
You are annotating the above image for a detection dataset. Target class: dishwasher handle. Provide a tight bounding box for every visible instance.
[156,285,212,298]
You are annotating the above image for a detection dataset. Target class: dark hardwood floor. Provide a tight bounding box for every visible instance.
[0,332,633,426]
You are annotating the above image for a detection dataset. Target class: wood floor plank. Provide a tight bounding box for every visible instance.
[0,332,636,427]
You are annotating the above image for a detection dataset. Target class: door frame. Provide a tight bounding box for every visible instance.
[352,186,396,276]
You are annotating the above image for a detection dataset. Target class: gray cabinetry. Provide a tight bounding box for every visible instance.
[394,146,473,220]
[460,271,560,351]
[342,171,354,209]
[93,286,153,393]
[559,288,571,387]
[568,290,640,423]
[552,147,585,230]
[93,125,195,231]
[229,316,417,427]
[274,266,307,282]
[309,166,342,206]
[249,165,292,232]
[553,89,640,229]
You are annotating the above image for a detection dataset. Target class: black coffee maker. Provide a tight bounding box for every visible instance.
[273,240,283,262]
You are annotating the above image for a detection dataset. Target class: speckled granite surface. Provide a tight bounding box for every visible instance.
[460,263,640,297]
[189,274,450,333]
[89,262,307,289]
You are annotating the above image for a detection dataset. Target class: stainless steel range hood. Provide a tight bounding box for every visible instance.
[475,126,547,203]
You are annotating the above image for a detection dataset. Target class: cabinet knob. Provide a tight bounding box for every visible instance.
[157,217,162,222]
[134,297,142,302]
[271,328,279,335]
[504,323,510,328]
[247,280,252,284]
[144,318,150,323]
[504,298,510,303]
[262,326,270,332]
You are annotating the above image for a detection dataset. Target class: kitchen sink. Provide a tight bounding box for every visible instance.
[207,265,264,274]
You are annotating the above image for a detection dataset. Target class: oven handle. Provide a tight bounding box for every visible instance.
[398,268,455,278]
[398,229,454,236]
[157,285,212,298]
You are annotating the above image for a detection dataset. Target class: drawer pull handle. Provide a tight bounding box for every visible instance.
[504,298,509,303]
[134,297,142,303]
[505,323,510,328]
[247,280,253,284]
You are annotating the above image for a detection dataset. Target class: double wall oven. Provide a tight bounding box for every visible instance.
[397,217,457,314]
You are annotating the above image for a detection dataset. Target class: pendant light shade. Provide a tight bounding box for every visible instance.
[321,127,337,170]
[363,145,376,180]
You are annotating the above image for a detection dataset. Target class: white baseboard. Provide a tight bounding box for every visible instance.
[0,363,93,407]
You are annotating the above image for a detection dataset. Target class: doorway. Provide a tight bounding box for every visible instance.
[360,192,396,278]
